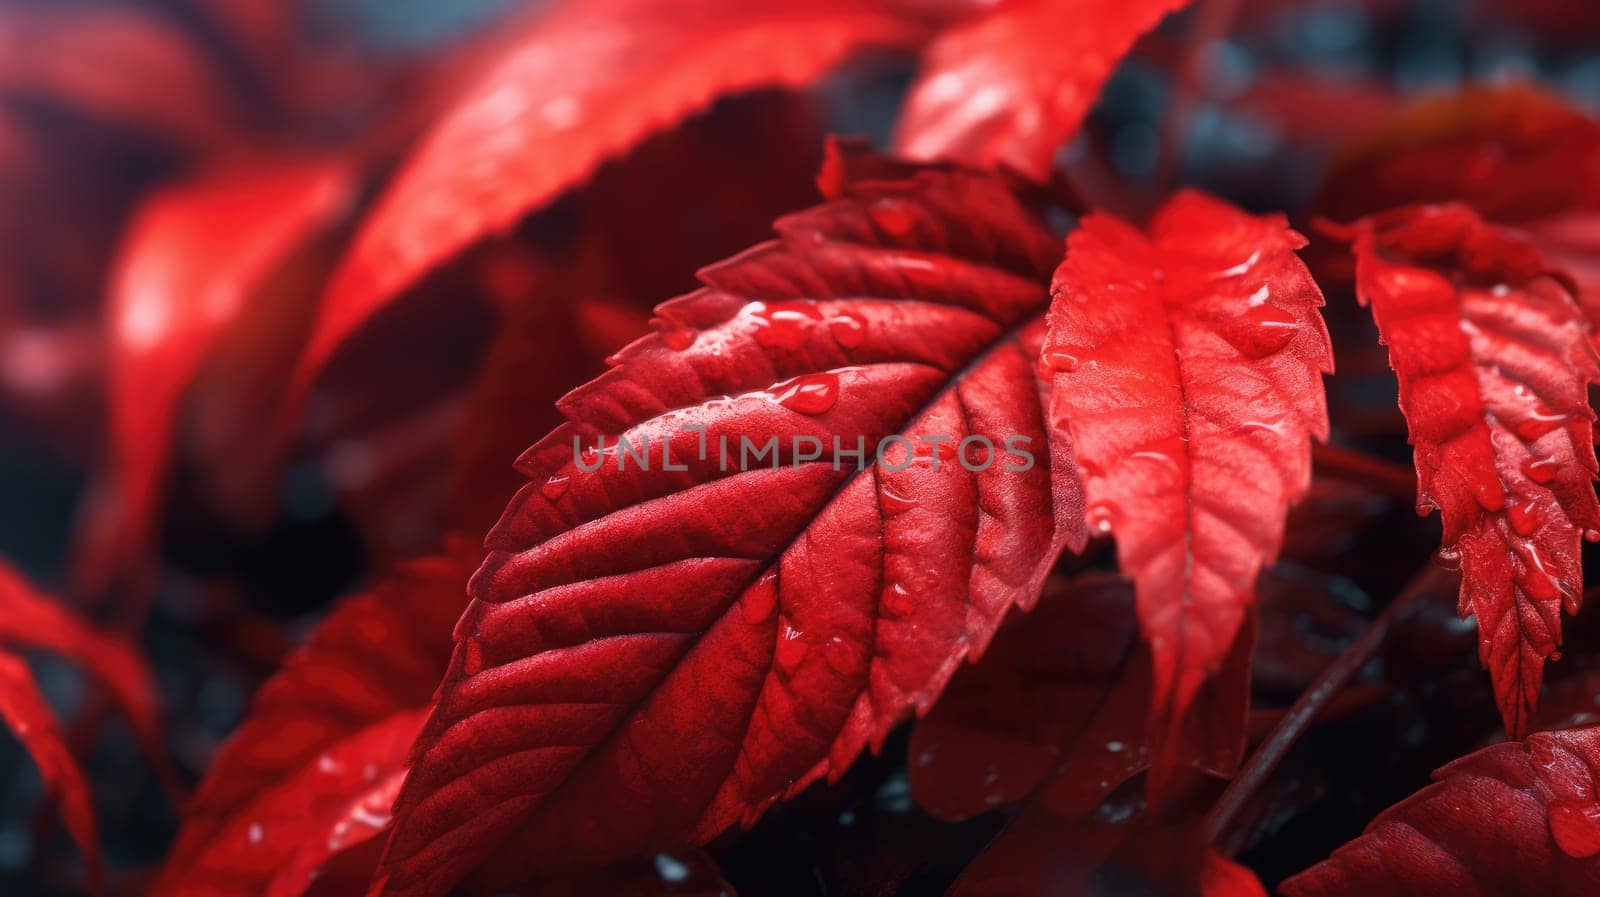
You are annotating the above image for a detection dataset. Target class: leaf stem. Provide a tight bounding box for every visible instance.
[1202,563,1455,850]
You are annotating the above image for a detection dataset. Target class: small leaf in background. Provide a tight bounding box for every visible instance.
[895,0,1191,179]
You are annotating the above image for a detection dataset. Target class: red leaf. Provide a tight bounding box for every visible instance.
[1280,723,1600,896]
[1315,86,1600,336]
[372,147,1086,897]
[154,549,476,897]
[1316,85,1600,226]
[951,796,1265,897]
[449,92,824,532]
[0,559,168,780]
[0,4,236,146]
[910,573,1249,822]
[1044,190,1332,796]
[98,155,353,575]
[0,650,102,894]
[893,0,1190,180]
[1342,203,1600,738]
[294,0,923,404]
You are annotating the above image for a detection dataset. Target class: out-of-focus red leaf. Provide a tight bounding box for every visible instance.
[0,650,102,894]
[1342,204,1600,738]
[894,0,1190,180]
[1317,86,1600,332]
[1045,190,1332,797]
[1318,85,1600,226]
[910,574,1248,822]
[372,146,1086,897]
[1229,71,1401,147]
[294,0,925,409]
[1482,0,1600,44]
[1280,723,1600,896]
[0,4,235,146]
[449,92,824,532]
[0,559,168,780]
[951,796,1265,897]
[96,155,353,575]
[154,549,476,897]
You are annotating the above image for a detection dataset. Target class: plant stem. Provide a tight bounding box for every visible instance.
[1202,563,1455,850]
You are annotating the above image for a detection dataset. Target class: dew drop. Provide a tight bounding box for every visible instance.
[1434,546,1462,572]
[1514,403,1567,441]
[753,305,822,350]
[1045,351,1081,373]
[654,853,691,884]
[775,622,809,673]
[880,485,918,514]
[771,372,840,415]
[1507,498,1540,537]
[884,582,916,615]
[541,474,570,501]
[1087,504,1114,535]
[1225,304,1299,358]
[248,823,264,845]
[1105,741,1125,753]
[873,197,917,236]
[661,327,696,351]
[827,311,866,348]
[1586,529,1600,543]
[1524,456,1560,484]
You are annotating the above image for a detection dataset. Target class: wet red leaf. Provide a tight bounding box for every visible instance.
[1045,190,1332,797]
[1281,723,1600,896]
[372,146,1085,897]
[1343,203,1600,738]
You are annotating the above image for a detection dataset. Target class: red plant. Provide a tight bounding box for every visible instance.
[4,1,1600,895]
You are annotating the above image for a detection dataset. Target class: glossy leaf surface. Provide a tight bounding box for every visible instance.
[374,149,1086,897]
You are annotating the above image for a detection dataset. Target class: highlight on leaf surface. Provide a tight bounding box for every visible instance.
[98,154,353,582]
[371,144,1087,897]
[1280,722,1600,896]
[1340,203,1600,738]
[1044,189,1333,798]
[894,0,1191,179]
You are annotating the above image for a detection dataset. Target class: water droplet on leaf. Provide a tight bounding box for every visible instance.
[770,372,840,415]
